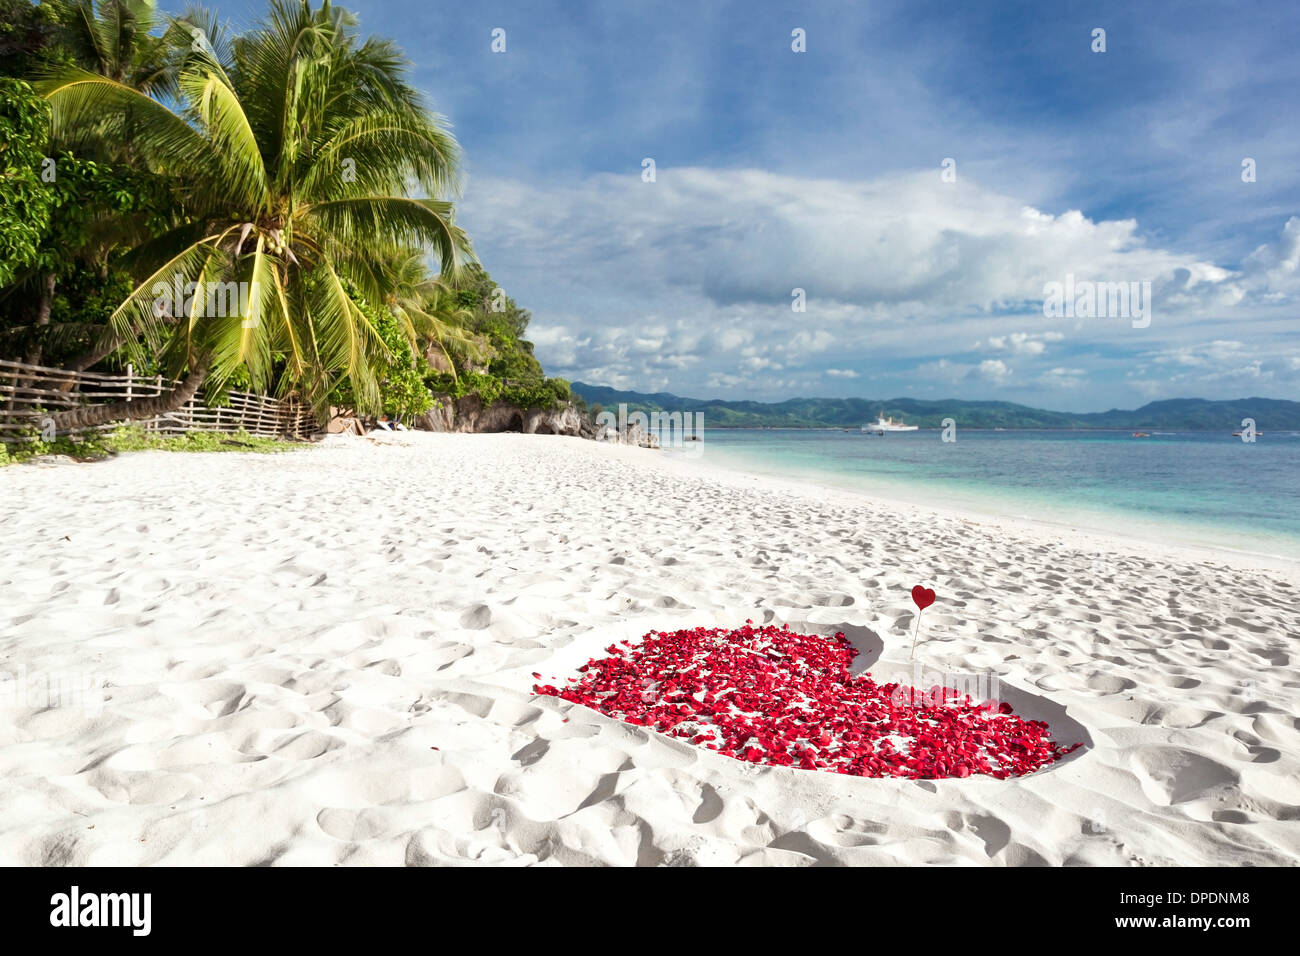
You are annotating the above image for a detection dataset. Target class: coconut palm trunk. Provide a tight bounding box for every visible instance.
[55,328,136,392]
[22,273,56,364]
[50,354,211,432]
[5,274,58,413]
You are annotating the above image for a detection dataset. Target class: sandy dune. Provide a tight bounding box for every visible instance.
[1,432,1296,866]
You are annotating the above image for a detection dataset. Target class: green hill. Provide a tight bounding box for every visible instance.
[570,384,1300,430]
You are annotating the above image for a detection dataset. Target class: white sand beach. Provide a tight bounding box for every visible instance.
[1,433,1297,866]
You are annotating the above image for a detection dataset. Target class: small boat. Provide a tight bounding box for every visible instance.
[862,414,919,435]
[1132,431,1150,438]
[1232,431,1263,437]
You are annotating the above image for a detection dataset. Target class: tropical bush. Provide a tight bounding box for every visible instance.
[328,293,434,420]
[0,78,52,287]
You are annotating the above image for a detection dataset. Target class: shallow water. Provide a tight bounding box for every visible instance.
[660,428,1300,559]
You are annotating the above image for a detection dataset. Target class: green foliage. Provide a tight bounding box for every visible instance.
[426,346,570,411]
[0,105,175,361]
[0,422,110,463]
[104,426,297,454]
[329,293,433,419]
[55,269,136,333]
[41,0,173,94]
[453,265,532,340]
[428,264,570,411]
[0,0,57,78]
[32,154,171,275]
[1,265,135,366]
[501,376,570,410]
[426,369,500,403]
[0,78,53,287]
[1,425,298,465]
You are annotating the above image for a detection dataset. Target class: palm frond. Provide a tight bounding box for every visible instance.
[38,68,222,182]
[304,196,472,277]
[176,66,269,211]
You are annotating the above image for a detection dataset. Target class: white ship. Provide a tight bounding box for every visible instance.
[861,414,919,435]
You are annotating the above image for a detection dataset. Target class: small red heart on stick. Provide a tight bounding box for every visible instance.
[910,585,935,657]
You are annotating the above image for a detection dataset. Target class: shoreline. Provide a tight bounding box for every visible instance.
[17,428,1300,572]
[639,439,1300,577]
[15,428,1300,572]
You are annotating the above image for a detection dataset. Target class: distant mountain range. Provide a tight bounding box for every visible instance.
[571,383,1300,430]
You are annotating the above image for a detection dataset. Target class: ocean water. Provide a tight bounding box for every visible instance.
[659,428,1300,560]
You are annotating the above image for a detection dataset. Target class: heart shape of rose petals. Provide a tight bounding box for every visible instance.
[911,585,936,610]
[533,623,1080,779]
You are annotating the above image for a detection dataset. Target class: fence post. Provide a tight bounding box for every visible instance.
[125,363,133,404]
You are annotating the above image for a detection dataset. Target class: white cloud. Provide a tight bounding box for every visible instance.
[984,331,1064,355]
[976,359,1012,383]
[1242,216,1300,296]
[1139,341,1300,389]
[1038,367,1087,389]
[459,168,1300,405]
[914,357,1013,385]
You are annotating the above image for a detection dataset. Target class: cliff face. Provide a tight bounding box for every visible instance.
[417,394,588,436]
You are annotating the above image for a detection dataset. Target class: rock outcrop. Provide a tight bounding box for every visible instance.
[416,394,660,447]
[611,420,659,448]
[417,394,588,436]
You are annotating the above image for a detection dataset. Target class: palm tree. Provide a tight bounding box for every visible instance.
[43,0,175,94]
[3,0,173,379]
[18,4,230,380]
[40,0,473,430]
[387,253,486,382]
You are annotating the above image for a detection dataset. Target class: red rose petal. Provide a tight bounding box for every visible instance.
[532,624,1078,779]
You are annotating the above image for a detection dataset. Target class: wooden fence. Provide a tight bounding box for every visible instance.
[0,359,319,441]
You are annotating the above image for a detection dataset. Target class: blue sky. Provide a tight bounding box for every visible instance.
[217,0,1300,410]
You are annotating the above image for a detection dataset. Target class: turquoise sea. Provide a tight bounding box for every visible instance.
[660,428,1300,560]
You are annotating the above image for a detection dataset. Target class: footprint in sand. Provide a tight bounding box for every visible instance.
[161,680,249,718]
[1130,746,1238,805]
[459,604,493,629]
